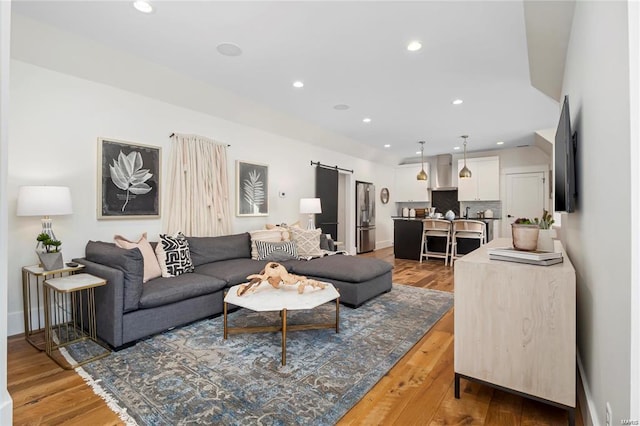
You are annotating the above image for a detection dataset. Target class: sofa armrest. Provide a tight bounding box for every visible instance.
[74,258,125,348]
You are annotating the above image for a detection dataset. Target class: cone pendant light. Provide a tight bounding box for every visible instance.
[416,141,428,181]
[459,135,472,178]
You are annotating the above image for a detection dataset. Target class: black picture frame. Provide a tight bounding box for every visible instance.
[236,160,269,216]
[98,138,161,219]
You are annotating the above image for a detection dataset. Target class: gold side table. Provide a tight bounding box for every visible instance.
[43,273,111,369]
[22,264,85,350]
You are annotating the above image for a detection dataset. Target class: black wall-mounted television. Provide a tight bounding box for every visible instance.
[554,95,577,213]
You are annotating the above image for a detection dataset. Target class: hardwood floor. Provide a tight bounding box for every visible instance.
[8,247,582,425]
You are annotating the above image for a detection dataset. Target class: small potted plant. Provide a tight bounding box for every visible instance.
[36,232,64,271]
[511,218,540,251]
[534,210,556,252]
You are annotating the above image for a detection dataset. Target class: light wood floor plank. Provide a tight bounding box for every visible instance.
[8,246,582,425]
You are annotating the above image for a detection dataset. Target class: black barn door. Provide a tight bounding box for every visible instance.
[315,166,339,239]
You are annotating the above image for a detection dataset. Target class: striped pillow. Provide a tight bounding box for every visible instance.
[255,240,299,262]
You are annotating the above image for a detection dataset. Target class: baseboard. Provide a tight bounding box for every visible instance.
[376,240,393,250]
[0,390,13,425]
[577,351,598,426]
[7,309,30,337]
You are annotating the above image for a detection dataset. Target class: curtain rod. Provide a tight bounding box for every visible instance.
[169,133,231,147]
[310,161,353,174]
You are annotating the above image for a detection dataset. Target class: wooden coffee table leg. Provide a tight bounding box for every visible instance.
[223,300,228,340]
[281,308,287,366]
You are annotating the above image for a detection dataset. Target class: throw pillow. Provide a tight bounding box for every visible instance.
[255,240,299,261]
[114,232,162,283]
[155,232,195,277]
[289,227,323,258]
[249,229,288,260]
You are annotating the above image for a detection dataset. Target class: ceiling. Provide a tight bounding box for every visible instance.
[11,1,564,162]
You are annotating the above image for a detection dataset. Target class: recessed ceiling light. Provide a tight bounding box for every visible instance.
[407,41,422,52]
[496,141,505,145]
[333,104,350,110]
[133,1,153,13]
[452,99,463,105]
[216,43,242,57]
[453,146,461,150]
[384,144,391,148]
[363,117,372,123]
[292,81,304,88]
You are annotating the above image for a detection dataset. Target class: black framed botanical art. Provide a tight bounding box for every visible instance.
[98,138,161,219]
[236,160,269,217]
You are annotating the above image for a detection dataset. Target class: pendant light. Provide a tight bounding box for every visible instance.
[416,141,428,181]
[459,135,472,178]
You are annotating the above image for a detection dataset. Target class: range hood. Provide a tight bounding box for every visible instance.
[432,154,457,190]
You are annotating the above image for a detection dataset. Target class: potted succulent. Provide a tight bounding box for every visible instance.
[511,210,556,252]
[511,218,540,251]
[534,210,556,252]
[36,232,64,271]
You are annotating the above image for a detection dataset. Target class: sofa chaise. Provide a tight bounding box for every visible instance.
[76,232,393,349]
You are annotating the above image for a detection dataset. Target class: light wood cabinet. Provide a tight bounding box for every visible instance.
[454,238,576,422]
[394,163,430,202]
[457,156,499,201]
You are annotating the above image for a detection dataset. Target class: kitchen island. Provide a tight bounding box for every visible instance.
[392,217,498,261]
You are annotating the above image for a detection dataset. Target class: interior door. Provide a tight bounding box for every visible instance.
[502,171,546,236]
[315,166,339,239]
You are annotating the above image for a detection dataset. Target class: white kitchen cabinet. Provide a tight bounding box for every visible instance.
[457,156,499,201]
[394,163,430,202]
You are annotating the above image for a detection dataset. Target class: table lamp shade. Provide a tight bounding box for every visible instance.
[17,186,73,217]
[300,198,322,230]
[299,198,322,214]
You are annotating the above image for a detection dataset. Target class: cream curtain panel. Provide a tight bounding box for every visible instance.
[166,133,231,236]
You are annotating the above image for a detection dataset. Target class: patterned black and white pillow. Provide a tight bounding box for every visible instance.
[255,240,299,262]
[155,232,195,277]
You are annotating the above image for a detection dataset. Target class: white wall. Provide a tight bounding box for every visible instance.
[0,1,13,423]
[561,1,635,424]
[7,60,396,335]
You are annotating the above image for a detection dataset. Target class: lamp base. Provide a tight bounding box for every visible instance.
[306,214,315,230]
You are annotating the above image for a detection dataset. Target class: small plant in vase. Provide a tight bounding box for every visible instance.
[36,232,64,271]
[511,218,540,251]
[534,210,556,251]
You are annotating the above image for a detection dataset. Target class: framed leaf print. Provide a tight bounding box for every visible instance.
[236,160,269,216]
[98,138,161,219]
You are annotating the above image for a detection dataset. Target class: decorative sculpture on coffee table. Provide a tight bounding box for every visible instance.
[237,262,327,296]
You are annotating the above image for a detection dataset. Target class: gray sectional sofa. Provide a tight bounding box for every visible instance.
[77,232,393,349]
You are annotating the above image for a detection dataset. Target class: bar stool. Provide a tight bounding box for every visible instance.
[451,220,486,264]
[420,219,452,266]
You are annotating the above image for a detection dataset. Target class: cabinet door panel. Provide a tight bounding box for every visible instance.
[394,164,430,201]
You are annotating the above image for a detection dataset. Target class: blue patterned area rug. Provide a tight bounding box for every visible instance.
[77,284,453,425]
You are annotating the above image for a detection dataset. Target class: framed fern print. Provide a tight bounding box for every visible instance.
[236,160,269,216]
[98,138,161,219]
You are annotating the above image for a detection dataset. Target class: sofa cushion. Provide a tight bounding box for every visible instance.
[114,232,162,283]
[287,255,393,283]
[195,258,268,286]
[249,229,288,259]
[255,240,299,261]
[155,232,195,277]
[85,241,144,312]
[187,233,251,266]
[139,273,227,309]
[289,227,323,257]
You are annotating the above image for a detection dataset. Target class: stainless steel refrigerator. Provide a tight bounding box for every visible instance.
[356,181,376,253]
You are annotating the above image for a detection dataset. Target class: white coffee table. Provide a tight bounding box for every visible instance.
[223,282,340,365]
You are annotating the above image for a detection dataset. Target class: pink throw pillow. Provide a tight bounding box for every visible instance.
[114,232,162,282]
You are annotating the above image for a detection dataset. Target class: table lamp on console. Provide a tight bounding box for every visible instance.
[299,198,322,230]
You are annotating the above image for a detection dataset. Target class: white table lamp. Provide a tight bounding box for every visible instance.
[299,198,322,230]
[17,186,73,241]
